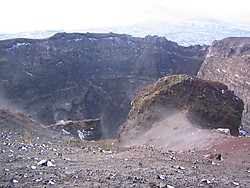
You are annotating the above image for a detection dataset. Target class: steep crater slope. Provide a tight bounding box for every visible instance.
[0,108,58,139]
[198,37,250,131]
[0,33,207,138]
[118,75,244,148]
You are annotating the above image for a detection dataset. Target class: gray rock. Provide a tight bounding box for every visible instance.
[12,179,18,184]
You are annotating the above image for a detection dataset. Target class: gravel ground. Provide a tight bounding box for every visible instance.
[0,130,249,188]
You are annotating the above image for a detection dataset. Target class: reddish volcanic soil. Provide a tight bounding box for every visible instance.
[0,110,249,187]
[197,136,250,167]
[119,112,250,165]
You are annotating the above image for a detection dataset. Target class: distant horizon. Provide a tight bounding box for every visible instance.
[1,16,250,47]
[1,0,250,34]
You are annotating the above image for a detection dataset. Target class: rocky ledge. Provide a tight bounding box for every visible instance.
[48,118,101,141]
[118,75,244,143]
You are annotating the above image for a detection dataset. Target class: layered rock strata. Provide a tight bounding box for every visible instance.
[198,37,250,131]
[48,118,101,141]
[0,33,207,138]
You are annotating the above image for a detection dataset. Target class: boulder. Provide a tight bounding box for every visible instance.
[118,75,244,142]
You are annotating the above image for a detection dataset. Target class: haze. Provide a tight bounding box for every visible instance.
[1,0,250,33]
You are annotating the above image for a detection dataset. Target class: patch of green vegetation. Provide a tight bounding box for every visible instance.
[0,118,5,124]
[0,114,7,124]
[135,74,191,107]
[3,128,10,133]
[160,74,191,87]
[100,143,116,151]
[19,130,32,143]
[99,142,126,152]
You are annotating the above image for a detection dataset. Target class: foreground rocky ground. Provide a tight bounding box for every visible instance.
[0,72,249,187]
[0,128,249,188]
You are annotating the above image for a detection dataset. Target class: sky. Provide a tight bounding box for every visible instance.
[1,0,250,33]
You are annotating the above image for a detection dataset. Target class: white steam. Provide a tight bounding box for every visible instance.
[122,112,229,151]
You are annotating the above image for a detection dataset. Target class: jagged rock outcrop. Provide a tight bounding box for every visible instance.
[48,118,101,141]
[118,75,244,142]
[0,33,207,138]
[198,37,250,131]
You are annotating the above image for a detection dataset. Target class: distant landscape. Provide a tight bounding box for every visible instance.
[1,18,250,46]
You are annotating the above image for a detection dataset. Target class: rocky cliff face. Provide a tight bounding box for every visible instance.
[48,118,101,141]
[0,33,207,138]
[198,37,250,131]
[118,75,244,143]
